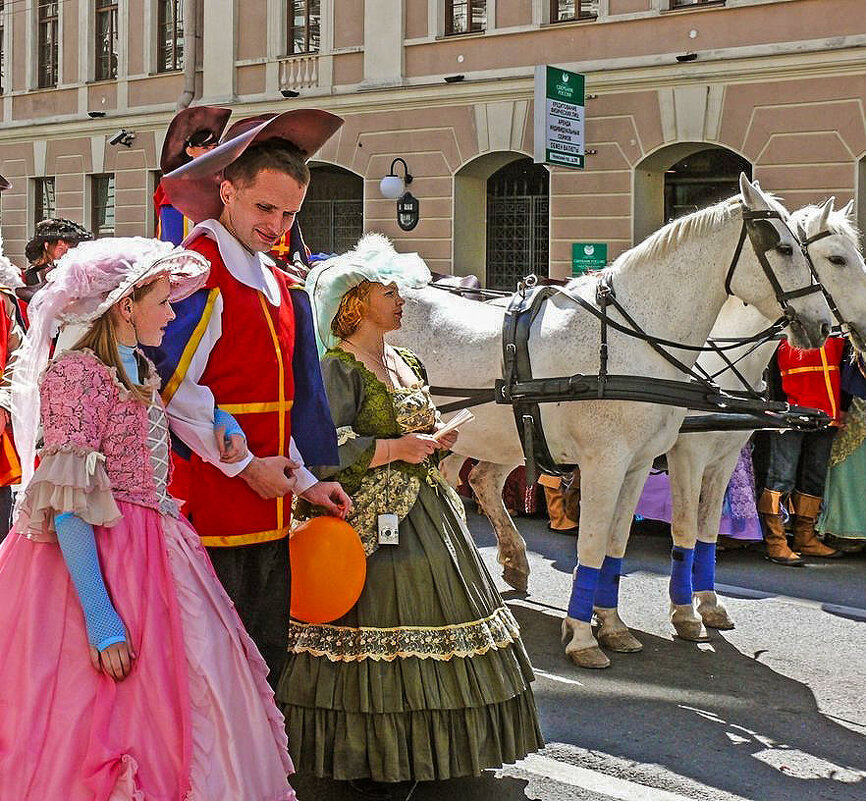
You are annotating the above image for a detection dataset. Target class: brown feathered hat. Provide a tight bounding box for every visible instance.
[159,108,343,224]
[160,105,233,173]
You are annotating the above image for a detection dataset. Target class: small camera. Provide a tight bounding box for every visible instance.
[108,129,135,147]
[377,513,399,546]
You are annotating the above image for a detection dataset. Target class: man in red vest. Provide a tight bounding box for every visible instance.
[759,337,845,564]
[152,110,350,680]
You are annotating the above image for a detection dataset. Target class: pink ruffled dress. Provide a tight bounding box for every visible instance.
[0,350,295,801]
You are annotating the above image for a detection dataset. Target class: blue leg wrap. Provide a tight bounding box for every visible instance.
[567,565,601,622]
[669,546,695,606]
[692,541,716,593]
[594,556,622,608]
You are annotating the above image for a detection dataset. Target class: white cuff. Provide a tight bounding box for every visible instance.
[292,466,318,495]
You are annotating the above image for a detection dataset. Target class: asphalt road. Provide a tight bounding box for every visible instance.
[289,512,866,801]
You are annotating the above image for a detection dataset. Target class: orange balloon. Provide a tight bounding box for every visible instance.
[290,516,367,624]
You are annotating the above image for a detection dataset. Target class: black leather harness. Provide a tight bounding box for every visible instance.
[429,207,837,482]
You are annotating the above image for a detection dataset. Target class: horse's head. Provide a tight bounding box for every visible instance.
[731,174,832,349]
[791,198,866,352]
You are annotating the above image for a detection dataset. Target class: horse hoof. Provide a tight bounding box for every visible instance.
[502,566,529,592]
[699,607,735,630]
[598,628,643,653]
[673,618,710,642]
[566,644,610,669]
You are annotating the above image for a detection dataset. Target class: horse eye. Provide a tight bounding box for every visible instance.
[776,243,794,256]
[828,255,847,266]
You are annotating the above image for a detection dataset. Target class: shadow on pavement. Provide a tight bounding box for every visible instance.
[289,770,538,800]
[511,603,866,801]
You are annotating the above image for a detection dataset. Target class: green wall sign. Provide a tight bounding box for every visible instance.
[572,242,607,274]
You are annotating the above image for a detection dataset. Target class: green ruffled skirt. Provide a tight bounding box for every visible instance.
[276,482,544,782]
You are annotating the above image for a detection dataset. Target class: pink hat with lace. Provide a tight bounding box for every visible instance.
[12,237,210,492]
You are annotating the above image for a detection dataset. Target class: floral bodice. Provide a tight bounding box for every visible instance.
[19,349,177,540]
[302,346,463,555]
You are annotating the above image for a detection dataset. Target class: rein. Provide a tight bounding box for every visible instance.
[426,206,838,478]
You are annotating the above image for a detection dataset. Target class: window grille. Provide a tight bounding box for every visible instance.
[486,159,549,291]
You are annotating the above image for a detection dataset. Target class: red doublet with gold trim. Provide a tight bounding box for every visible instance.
[777,337,845,422]
[184,235,296,547]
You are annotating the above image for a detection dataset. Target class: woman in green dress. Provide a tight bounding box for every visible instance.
[276,236,543,791]
[819,351,866,550]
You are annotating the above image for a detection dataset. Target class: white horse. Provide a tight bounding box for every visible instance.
[664,198,866,641]
[391,175,832,668]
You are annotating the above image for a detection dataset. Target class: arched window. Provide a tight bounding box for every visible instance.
[485,158,549,291]
[664,148,752,222]
[297,164,363,255]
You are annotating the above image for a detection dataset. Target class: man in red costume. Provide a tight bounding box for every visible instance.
[151,110,350,680]
[758,336,845,564]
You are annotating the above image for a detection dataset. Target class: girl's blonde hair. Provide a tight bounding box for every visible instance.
[331,280,374,341]
[71,282,158,402]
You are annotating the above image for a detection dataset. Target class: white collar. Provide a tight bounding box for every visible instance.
[183,219,281,306]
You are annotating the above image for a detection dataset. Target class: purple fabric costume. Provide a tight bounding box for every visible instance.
[635,445,762,540]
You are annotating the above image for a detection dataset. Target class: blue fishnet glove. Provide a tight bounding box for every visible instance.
[54,512,127,651]
[214,408,246,442]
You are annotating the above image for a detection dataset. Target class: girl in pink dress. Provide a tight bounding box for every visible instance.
[0,238,296,800]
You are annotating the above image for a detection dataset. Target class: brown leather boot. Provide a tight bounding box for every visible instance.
[758,489,804,566]
[540,474,578,532]
[791,492,842,558]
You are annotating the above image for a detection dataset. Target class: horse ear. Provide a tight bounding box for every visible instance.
[817,197,834,231]
[739,173,769,210]
[841,199,855,219]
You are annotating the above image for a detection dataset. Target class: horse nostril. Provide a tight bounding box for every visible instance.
[820,322,831,339]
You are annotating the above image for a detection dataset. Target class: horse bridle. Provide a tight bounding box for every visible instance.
[724,206,828,331]
[796,224,853,338]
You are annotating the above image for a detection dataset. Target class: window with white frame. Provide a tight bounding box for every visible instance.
[34,177,56,223]
[0,2,5,94]
[551,1,599,22]
[446,0,486,36]
[157,0,183,72]
[91,174,116,237]
[288,0,320,54]
[670,0,723,8]
[95,0,119,81]
[37,1,59,89]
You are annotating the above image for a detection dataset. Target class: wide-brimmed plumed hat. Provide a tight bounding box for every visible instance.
[160,108,344,224]
[160,105,233,173]
[25,217,94,263]
[0,175,11,191]
[306,234,431,352]
[12,237,210,491]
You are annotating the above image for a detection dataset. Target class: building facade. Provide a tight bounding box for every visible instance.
[0,0,863,287]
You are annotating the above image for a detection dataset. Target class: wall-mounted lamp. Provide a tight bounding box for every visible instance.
[379,157,413,199]
[280,88,300,98]
[675,52,698,63]
[87,110,107,118]
[444,74,464,83]
[108,129,136,148]
[380,158,420,231]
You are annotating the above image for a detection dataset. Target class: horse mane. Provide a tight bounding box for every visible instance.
[790,204,862,247]
[565,191,788,290]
